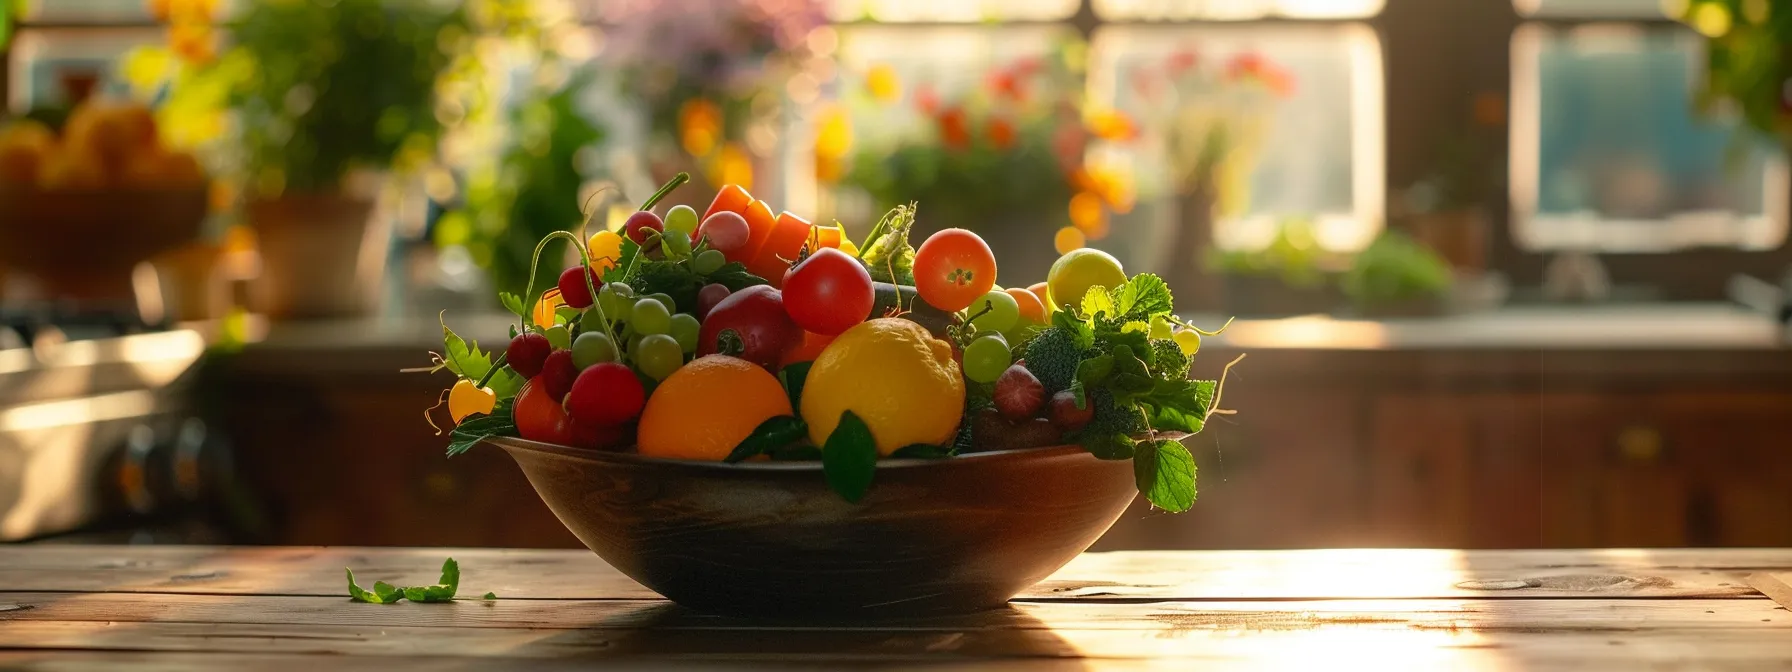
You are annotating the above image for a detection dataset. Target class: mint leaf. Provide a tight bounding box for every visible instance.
[403,586,428,602]
[1142,379,1215,434]
[1072,354,1114,408]
[483,592,498,600]
[890,443,951,459]
[1079,430,1135,460]
[603,238,641,284]
[347,569,386,604]
[822,410,878,503]
[441,320,493,382]
[779,361,812,410]
[1052,310,1095,349]
[499,292,527,318]
[1115,273,1173,321]
[1134,440,1196,512]
[1109,345,1156,398]
[438,558,460,596]
[1080,284,1116,320]
[725,415,807,463]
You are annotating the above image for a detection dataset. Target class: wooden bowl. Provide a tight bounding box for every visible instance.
[0,185,207,302]
[486,436,1137,619]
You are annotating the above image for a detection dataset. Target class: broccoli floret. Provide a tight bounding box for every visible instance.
[1022,326,1081,394]
[1090,388,1148,435]
[1151,338,1189,380]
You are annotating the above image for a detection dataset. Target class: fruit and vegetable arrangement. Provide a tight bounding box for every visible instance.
[427,174,1239,512]
[0,99,206,191]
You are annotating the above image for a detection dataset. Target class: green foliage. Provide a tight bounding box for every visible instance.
[858,204,918,285]
[224,0,463,193]
[725,416,808,463]
[1134,440,1196,513]
[1151,338,1190,380]
[626,259,764,315]
[1342,230,1452,306]
[1206,217,1331,288]
[447,397,515,457]
[347,558,462,604]
[1678,0,1792,151]
[822,411,878,503]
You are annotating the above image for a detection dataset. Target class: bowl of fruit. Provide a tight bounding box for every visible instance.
[0,100,208,302]
[428,175,1236,618]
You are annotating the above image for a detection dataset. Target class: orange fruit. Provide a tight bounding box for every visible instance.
[0,120,55,185]
[801,317,964,455]
[637,355,793,460]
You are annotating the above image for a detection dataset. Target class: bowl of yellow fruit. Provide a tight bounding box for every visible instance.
[0,100,208,302]
[427,177,1237,618]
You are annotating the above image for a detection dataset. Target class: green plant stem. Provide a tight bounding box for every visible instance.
[1170,316,1235,337]
[640,172,690,211]
[521,230,615,339]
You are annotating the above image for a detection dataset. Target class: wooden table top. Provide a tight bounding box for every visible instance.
[2,545,1789,670]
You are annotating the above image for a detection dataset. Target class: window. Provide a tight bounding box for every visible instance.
[1513,0,1664,18]
[829,0,1077,23]
[7,28,161,111]
[1093,0,1384,20]
[1509,23,1787,252]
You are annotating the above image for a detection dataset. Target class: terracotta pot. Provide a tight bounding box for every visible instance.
[1407,208,1489,272]
[0,186,207,306]
[488,436,1138,619]
[248,191,386,319]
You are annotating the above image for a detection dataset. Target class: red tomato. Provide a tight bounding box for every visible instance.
[513,378,574,445]
[781,248,873,336]
[697,285,801,370]
[1005,287,1047,324]
[913,228,997,313]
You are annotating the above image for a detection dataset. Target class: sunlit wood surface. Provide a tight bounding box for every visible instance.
[1,546,1788,670]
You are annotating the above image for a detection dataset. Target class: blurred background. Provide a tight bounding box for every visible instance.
[1,0,1790,550]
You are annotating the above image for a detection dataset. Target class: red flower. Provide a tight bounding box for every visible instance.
[937,107,971,150]
[987,117,1017,150]
[1225,52,1265,82]
[987,68,1025,103]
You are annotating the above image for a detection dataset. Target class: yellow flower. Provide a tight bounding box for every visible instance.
[1085,108,1139,142]
[866,64,901,104]
[814,103,851,159]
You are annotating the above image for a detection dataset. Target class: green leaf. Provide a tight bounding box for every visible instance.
[346,569,386,604]
[1052,310,1095,350]
[725,415,808,463]
[543,324,571,350]
[438,558,460,595]
[1109,345,1156,398]
[499,292,527,318]
[603,238,641,284]
[554,306,581,326]
[441,319,493,382]
[485,368,524,401]
[402,586,428,602]
[1072,354,1114,408]
[1134,440,1197,512]
[483,592,498,600]
[822,411,879,503]
[416,585,455,602]
[890,443,951,459]
[373,581,402,603]
[448,397,516,457]
[1121,320,1150,334]
[779,361,813,410]
[706,261,767,292]
[1079,430,1135,460]
[1141,379,1215,434]
[1080,284,1116,320]
[1114,273,1174,320]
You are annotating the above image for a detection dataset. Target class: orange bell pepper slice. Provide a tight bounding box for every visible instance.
[739,199,778,264]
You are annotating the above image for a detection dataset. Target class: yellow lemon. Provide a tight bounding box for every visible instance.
[1046,248,1126,311]
[802,318,964,455]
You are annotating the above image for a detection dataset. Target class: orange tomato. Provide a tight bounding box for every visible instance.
[912,228,997,313]
[1027,282,1051,313]
[1006,287,1047,324]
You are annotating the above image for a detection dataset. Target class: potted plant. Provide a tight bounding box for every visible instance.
[826,43,1137,283]
[1117,50,1293,311]
[1341,230,1454,317]
[1206,216,1344,317]
[140,0,462,318]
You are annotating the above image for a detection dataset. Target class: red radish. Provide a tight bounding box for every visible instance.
[557,266,600,309]
[697,285,800,370]
[699,211,751,259]
[781,247,874,336]
[513,378,574,445]
[624,211,665,245]
[506,332,551,378]
[1048,390,1093,432]
[540,350,578,402]
[696,283,731,320]
[993,364,1046,421]
[564,362,646,427]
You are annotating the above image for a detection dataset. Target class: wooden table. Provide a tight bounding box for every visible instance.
[2,546,1789,670]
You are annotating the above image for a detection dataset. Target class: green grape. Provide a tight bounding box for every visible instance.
[627,332,647,360]
[662,230,692,258]
[669,313,700,353]
[962,335,1012,384]
[579,304,609,333]
[1149,315,1173,340]
[571,331,618,369]
[598,283,634,322]
[692,249,725,275]
[664,205,699,235]
[1174,329,1202,356]
[973,330,1008,346]
[633,297,673,334]
[543,324,571,351]
[646,292,677,313]
[966,290,1019,334]
[636,334,684,380]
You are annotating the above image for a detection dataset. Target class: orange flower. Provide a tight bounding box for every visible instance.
[169,19,216,64]
[1086,108,1139,142]
[1225,52,1265,82]
[1074,165,1136,215]
[986,117,1017,150]
[713,142,754,190]
[865,64,901,104]
[987,68,1025,103]
[679,98,723,157]
[937,106,970,150]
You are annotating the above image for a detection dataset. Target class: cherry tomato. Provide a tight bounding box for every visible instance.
[913,228,997,313]
[513,378,574,445]
[781,248,874,336]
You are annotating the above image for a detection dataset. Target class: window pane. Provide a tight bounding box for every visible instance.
[830,0,1078,22]
[1094,0,1384,21]
[1087,24,1384,261]
[7,29,162,111]
[1510,24,1786,252]
[1513,0,1665,18]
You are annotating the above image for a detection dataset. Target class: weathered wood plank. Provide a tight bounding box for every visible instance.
[1,546,1783,601]
[1747,573,1792,611]
[0,593,1785,632]
[1,619,1789,667]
